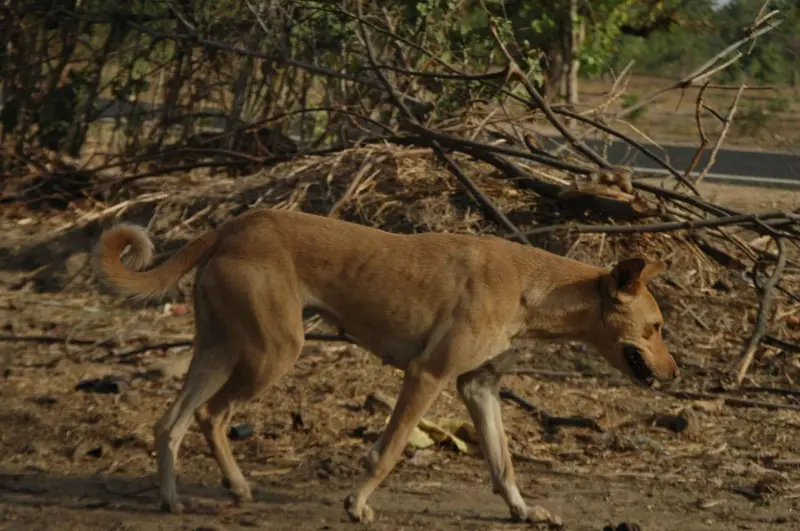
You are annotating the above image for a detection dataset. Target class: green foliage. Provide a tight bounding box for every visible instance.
[610,0,800,85]
[3,0,796,168]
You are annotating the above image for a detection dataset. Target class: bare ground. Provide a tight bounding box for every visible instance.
[1,170,799,531]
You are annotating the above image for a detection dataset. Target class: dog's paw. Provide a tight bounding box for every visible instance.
[344,493,374,523]
[524,505,563,529]
[221,477,253,504]
[159,498,184,514]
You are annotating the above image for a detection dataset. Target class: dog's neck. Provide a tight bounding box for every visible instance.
[519,269,606,343]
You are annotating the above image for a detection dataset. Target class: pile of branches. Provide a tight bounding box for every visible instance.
[1,1,798,388]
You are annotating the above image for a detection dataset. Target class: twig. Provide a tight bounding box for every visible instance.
[763,334,800,353]
[519,212,798,238]
[93,332,354,364]
[683,81,711,179]
[737,385,800,399]
[486,21,610,171]
[734,238,789,386]
[0,335,116,348]
[663,390,800,412]
[550,108,702,196]
[111,340,192,360]
[508,368,591,379]
[613,16,783,121]
[119,20,434,117]
[499,388,604,432]
[398,120,594,175]
[693,84,747,185]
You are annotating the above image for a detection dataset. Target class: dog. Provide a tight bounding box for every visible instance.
[93,208,679,524]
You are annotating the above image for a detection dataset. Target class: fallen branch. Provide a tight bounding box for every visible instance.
[398,120,594,175]
[734,238,788,386]
[763,334,800,353]
[519,212,799,239]
[3,332,354,366]
[552,108,701,195]
[664,390,800,412]
[0,335,116,348]
[107,332,354,360]
[736,385,800,399]
[499,388,604,432]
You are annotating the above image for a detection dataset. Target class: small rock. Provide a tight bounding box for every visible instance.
[291,412,305,431]
[31,396,58,406]
[652,412,690,434]
[119,389,140,406]
[142,349,193,380]
[692,399,724,414]
[23,442,43,455]
[86,445,110,458]
[408,449,436,467]
[228,423,254,441]
[711,278,731,292]
[603,524,642,531]
[163,303,189,317]
[75,375,128,394]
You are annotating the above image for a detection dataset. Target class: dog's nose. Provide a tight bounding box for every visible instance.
[672,366,680,379]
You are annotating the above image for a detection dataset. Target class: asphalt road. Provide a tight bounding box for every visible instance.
[94,99,800,189]
[540,136,800,190]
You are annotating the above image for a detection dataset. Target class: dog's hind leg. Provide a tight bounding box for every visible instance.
[193,278,305,508]
[193,324,304,506]
[154,342,237,514]
[194,390,250,503]
[456,358,556,524]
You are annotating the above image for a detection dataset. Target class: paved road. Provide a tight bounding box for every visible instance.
[94,99,800,189]
[540,136,800,190]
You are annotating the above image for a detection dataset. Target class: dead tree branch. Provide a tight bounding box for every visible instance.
[355,0,530,244]
[734,238,789,386]
[520,212,799,239]
[486,21,610,171]
[693,84,747,186]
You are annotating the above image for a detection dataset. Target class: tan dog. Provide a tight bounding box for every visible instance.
[94,209,679,524]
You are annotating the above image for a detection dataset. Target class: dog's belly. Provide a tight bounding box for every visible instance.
[305,305,424,371]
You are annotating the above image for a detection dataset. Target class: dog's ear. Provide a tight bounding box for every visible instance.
[608,257,647,298]
[640,260,666,283]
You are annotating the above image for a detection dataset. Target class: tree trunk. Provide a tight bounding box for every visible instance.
[565,0,581,108]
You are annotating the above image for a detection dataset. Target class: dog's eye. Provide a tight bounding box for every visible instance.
[653,322,662,333]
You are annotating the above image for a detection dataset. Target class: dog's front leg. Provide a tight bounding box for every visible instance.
[344,361,444,523]
[457,367,559,526]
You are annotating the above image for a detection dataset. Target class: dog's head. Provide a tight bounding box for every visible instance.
[595,257,679,388]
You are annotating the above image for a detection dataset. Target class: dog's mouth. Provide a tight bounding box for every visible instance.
[623,344,655,387]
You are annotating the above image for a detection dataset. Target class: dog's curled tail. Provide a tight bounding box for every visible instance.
[93,224,217,299]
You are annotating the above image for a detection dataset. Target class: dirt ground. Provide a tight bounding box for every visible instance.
[1,174,799,531]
